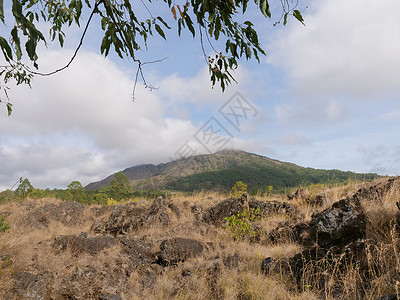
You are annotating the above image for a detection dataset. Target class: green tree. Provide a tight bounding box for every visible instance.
[90,193,108,205]
[15,178,33,198]
[232,180,247,198]
[67,180,87,203]
[0,0,305,115]
[30,188,45,199]
[110,171,132,200]
[0,189,15,203]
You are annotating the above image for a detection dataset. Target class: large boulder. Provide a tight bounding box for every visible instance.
[267,222,313,247]
[203,194,300,226]
[262,195,368,297]
[91,203,145,236]
[309,196,366,248]
[52,234,154,270]
[353,176,400,202]
[119,237,155,269]
[205,197,244,225]
[156,237,204,266]
[53,234,116,255]
[23,201,85,229]
[91,197,179,236]
[13,271,48,300]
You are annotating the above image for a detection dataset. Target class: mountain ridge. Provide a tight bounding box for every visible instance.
[84,150,379,193]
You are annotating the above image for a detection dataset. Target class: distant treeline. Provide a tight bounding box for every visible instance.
[0,172,167,205]
[165,166,379,194]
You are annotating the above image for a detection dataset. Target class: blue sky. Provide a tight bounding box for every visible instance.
[1,0,400,190]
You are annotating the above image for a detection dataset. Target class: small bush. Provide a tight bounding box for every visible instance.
[232,181,247,198]
[224,208,262,242]
[0,216,10,233]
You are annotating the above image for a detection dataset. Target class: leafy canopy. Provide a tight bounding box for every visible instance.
[0,0,305,115]
[15,178,33,197]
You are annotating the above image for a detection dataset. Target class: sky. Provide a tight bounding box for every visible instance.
[1,0,400,190]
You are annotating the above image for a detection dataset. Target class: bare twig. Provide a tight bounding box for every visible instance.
[22,0,104,76]
[131,56,168,101]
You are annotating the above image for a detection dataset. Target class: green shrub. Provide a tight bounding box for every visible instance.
[0,190,15,203]
[224,208,261,242]
[266,185,273,196]
[232,181,247,198]
[0,216,10,233]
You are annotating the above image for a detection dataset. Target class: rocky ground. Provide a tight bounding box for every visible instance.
[1,177,400,299]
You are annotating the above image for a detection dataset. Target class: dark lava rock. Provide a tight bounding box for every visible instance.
[261,257,275,274]
[206,197,244,226]
[139,196,172,227]
[91,205,114,217]
[353,176,400,202]
[119,238,154,269]
[376,295,400,300]
[268,222,313,247]
[204,194,300,226]
[99,294,123,300]
[248,198,299,218]
[92,197,178,236]
[53,234,154,272]
[206,261,223,299]
[261,246,342,278]
[309,196,366,248]
[287,188,305,201]
[267,195,366,249]
[23,201,85,229]
[13,271,48,300]
[306,194,326,206]
[53,235,116,255]
[91,203,145,236]
[262,196,369,299]
[223,253,240,269]
[157,237,204,266]
[167,202,181,218]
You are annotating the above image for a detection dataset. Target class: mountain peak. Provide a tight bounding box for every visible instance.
[85,150,379,193]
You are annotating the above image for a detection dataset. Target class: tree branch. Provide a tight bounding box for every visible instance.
[22,0,104,77]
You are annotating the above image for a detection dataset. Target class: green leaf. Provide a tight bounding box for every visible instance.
[185,15,195,37]
[157,16,171,29]
[243,0,248,13]
[178,18,182,36]
[12,0,22,20]
[25,37,37,61]
[215,17,221,40]
[100,35,111,56]
[0,36,13,61]
[293,10,305,26]
[11,28,22,60]
[155,24,166,40]
[6,102,13,116]
[260,0,271,18]
[283,13,288,26]
[58,33,64,47]
[245,45,252,59]
[0,0,4,23]
[208,12,215,23]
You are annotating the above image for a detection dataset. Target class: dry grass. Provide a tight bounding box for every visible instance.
[1,178,400,299]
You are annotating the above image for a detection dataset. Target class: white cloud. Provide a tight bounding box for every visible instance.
[0,50,261,190]
[274,99,349,127]
[269,0,400,101]
[157,65,255,107]
[0,50,202,189]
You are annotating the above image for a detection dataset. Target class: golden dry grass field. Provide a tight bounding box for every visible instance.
[1,178,400,299]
